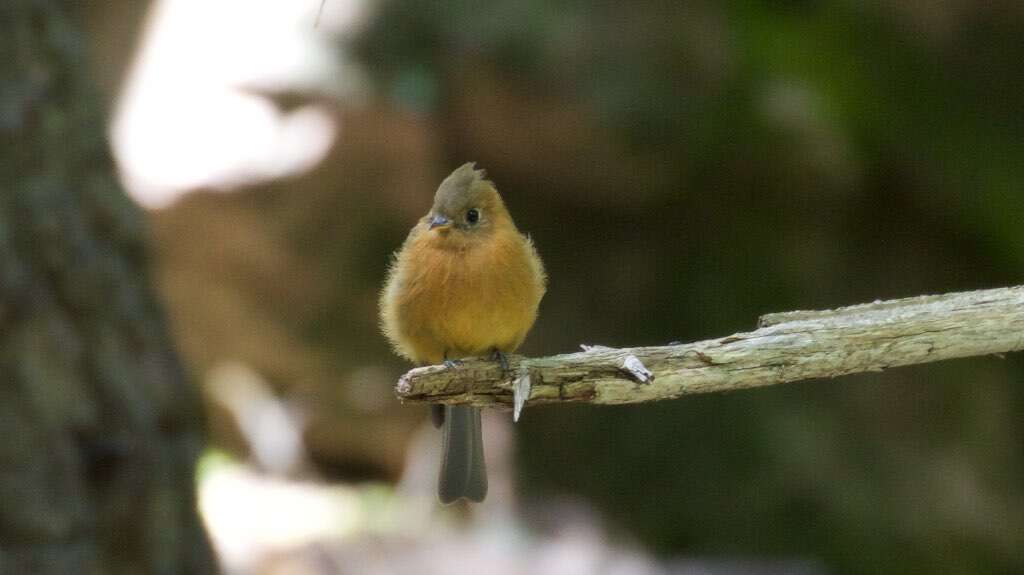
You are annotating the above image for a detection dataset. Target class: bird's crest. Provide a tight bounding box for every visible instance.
[433,162,495,216]
[437,162,488,199]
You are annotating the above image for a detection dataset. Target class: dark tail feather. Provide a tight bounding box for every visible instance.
[430,404,445,429]
[438,405,487,503]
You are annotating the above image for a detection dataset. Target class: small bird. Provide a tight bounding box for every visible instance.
[380,163,546,503]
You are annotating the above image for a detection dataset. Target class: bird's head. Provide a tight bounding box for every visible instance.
[423,163,512,245]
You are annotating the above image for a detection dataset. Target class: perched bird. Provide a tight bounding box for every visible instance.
[380,163,546,503]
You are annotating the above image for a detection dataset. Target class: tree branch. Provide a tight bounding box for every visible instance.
[395,285,1024,409]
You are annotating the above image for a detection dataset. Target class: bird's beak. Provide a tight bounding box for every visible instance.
[429,214,451,230]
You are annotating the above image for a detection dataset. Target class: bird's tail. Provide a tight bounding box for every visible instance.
[438,405,488,503]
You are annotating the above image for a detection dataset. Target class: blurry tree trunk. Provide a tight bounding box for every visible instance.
[0,2,216,574]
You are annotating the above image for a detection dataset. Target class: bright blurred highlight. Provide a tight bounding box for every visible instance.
[197,452,365,573]
[111,0,365,208]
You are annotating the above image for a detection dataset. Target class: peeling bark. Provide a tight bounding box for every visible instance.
[397,285,1024,408]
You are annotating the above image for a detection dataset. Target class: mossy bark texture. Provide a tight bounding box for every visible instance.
[0,2,216,573]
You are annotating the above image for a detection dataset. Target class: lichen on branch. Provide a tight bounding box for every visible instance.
[396,285,1024,408]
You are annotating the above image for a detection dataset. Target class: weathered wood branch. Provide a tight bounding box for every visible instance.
[396,285,1024,409]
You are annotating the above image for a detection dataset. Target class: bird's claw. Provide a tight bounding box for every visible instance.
[490,349,510,373]
[443,359,463,370]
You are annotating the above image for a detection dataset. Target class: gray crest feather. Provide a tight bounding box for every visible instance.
[433,162,492,214]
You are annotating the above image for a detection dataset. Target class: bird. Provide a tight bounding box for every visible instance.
[380,162,546,503]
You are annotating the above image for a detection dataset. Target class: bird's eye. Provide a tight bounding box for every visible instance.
[466,208,480,224]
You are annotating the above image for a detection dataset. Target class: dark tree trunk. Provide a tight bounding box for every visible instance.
[0,1,216,573]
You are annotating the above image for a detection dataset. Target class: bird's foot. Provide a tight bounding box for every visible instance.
[443,359,464,370]
[490,349,510,374]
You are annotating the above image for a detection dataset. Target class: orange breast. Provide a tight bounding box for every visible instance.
[381,226,545,365]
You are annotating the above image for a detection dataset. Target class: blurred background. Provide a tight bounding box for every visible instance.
[19,0,1024,573]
